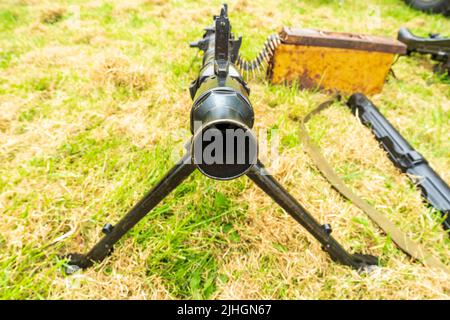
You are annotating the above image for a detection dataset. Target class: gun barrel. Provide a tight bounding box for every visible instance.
[348,93,450,230]
[189,5,257,180]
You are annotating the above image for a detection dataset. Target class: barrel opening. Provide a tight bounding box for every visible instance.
[192,120,257,180]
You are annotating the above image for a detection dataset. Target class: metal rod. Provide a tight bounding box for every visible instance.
[246,160,377,270]
[66,153,195,270]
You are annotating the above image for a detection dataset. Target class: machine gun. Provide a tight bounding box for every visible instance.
[64,4,378,274]
[398,27,450,75]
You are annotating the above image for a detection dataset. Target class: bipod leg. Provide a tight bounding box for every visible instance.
[246,160,378,270]
[64,153,195,273]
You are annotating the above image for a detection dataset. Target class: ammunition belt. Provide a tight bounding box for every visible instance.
[236,34,281,76]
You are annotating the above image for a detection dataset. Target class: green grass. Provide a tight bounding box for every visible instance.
[0,0,449,299]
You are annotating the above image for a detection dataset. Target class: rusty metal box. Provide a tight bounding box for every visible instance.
[268,27,407,95]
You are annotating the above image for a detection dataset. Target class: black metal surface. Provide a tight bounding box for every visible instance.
[398,27,450,74]
[247,161,378,270]
[348,93,450,231]
[214,4,230,79]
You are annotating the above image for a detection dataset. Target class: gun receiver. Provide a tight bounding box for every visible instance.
[64,4,378,274]
[398,27,450,74]
[348,94,450,232]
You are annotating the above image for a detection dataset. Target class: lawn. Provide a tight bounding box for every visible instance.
[0,0,449,299]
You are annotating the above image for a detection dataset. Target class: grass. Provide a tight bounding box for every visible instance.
[0,0,449,299]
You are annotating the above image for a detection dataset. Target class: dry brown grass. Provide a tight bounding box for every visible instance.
[0,0,449,300]
[40,6,65,24]
[91,51,155,91]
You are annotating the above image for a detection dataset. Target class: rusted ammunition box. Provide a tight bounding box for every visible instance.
[269,27,407,95]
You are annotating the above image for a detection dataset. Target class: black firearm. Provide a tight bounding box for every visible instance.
[398,27,450,74]
[64,4,378,273]
[348,93,450,232]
